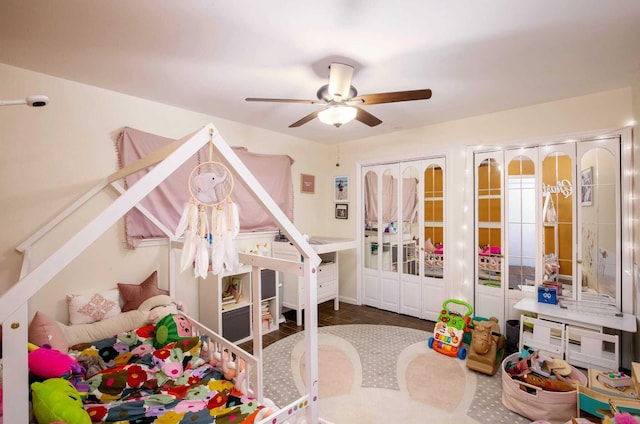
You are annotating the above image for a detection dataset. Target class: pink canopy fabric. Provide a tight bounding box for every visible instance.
[116,127,294,248]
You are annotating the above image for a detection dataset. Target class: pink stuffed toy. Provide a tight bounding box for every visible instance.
[28,345,80,379]
[479,245,501,256]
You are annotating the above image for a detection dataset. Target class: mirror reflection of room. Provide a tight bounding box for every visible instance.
[363,167,419,274]
[507,155,536,290]
[423,164,444,279]
[477,158,502,288]
[580,146,617,305]
[541,151,573,297]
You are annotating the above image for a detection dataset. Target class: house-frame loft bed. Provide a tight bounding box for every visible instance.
[0,123,321,424]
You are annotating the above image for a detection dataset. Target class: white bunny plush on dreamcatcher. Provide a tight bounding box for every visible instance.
[175,132,240,278]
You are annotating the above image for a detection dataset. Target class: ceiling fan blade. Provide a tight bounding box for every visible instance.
[289,110,321,128]
[245,97,324,105]
[328,63,354,100]
[352,89,432,105]
[355,107,382,127]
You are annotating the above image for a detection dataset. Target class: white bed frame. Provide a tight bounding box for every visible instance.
[0,123,321,424]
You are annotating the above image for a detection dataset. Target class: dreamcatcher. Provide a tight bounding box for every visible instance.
[176,134,239,278]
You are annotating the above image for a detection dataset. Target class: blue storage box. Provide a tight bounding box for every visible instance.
[538,286,557,304]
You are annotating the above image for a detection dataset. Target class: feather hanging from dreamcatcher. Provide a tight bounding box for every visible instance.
[175,200,193,238]
[176,132,239,276]
[179,200,198,272]
[194,206,211,278]
[223,201,240,272]
[210,205,225,275]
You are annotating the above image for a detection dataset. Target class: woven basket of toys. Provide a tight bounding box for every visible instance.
[501,351,587,423]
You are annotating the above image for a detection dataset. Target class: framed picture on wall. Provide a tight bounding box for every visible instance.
[581,167,593,206]
[334,176,349,202]
[301,174,315,194]
[335,203,348,219]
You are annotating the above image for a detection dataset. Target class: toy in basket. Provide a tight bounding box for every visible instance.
[428,299,473,360]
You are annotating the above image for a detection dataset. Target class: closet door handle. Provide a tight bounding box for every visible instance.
[576,259,583,264]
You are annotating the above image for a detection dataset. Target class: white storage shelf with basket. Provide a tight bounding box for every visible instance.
[273,237,356,326]
[519,315,566,358]
[565,325,619,371]
[199,266,279,344]
[518,314,620,371]
[514,297,632,371]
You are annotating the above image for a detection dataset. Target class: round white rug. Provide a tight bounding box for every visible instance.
[262,324,530,424]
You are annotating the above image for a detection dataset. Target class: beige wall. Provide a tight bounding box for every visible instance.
[0,63,335,321]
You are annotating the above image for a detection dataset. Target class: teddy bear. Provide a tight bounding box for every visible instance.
[193,170,228,204]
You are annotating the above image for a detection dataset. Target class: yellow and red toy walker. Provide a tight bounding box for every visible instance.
[428,299,473,360]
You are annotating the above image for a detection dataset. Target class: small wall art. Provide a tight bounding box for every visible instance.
[334,176,349,202]
[301,174,315,194]
[335,203,348,219]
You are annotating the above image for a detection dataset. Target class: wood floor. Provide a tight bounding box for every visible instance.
[239,300,436,354]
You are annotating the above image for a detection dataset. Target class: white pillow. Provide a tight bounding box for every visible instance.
[66,288,121,325]
[62,309,149,347]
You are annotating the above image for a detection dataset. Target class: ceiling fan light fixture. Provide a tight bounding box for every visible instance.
[318,106,357,128]
[328,63,354,99]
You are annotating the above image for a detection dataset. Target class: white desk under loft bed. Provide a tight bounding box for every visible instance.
[514,297,636,371]
[273,236,357,326]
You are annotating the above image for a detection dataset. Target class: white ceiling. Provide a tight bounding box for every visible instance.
[1,0,639,144]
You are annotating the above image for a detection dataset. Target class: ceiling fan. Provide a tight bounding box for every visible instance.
[245,63,432,128]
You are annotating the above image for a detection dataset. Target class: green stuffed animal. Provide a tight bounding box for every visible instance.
[31,378,91,424]
[153,313,193,349]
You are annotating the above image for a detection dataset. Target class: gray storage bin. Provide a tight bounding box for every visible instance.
[261,269,276,300]
[222,305,251,342]
[506,319,520,355]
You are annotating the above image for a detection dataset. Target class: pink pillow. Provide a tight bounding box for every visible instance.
[118,271,168,312]
[28,311,68,353]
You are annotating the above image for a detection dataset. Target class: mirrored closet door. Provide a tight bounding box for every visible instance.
[472,132,630,330]
[505,147,540,319]
[474,152,504,324]
[576,137,621,307]
[362,157,447,320]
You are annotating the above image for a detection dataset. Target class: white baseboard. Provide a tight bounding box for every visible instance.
[338,295,359,305]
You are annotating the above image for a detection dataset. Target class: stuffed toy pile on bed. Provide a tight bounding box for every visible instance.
[26,296,270,424]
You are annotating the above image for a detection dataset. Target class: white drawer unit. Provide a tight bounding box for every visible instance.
[272,240,342,326]
[318,264,337,300]
[318,261,337,281]
[295,262,338,307]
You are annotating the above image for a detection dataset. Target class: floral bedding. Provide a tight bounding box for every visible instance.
[68,324,262,423]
